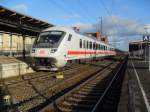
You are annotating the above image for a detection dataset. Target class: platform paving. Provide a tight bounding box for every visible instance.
[118,58,150,112]
[0,56,34,78]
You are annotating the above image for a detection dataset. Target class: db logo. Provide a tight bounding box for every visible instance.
[39,50,45,54]
[143,35,149,41]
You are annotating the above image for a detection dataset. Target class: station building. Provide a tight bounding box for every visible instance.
[0,32,34,54]
[129,35,150,60]
[0,5,53,57]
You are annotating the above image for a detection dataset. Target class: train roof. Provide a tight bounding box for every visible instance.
[43,26,114,48]
[43,26,75,33]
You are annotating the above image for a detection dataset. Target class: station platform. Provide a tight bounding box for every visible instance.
[118,57,150,112]
[0,56,34,78]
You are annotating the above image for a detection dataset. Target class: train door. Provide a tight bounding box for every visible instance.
[84,40,86,62]
[94,42,97,61]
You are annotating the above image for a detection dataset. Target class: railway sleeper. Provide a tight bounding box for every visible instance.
[54,104,91,112]
[71,93,100,100]
[62,99,97,106]
[59,101,95,110]
[73,91,102,97]
[80,88,105,93]
[81,87,105,92]
[64,99,98,106]
[83,86,101,89]
[76,91,102,96]
[67,96,98,103]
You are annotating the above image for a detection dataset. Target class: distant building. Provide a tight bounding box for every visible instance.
[129,40,150,59]
[85,32,109,44]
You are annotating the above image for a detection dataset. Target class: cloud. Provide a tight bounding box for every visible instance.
[72,16,149,50]
[74,16,146,36]
[12,4,28,14]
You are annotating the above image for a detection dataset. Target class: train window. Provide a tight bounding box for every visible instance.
[90,41,92,49]
[39,31,64,43]
[93,42,95,50]
[88,41,90,49]
[96,44,98,50]
[87,41,88,49]
[96,44,98,49]
[83,40,85,48]
[80,39,82,48]
[100,45,102,50]
[93,42,94,49]
[68,34,72,41]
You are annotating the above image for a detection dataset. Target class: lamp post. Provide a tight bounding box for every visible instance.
[149,45,150,71]
[144,26,150,71]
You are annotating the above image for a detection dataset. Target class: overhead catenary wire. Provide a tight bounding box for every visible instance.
[97,0,122,48]
[76,0,95,23]
[71,0,94,23]
[50,0,74,16]
[49,0,119,40]
[49,0,93,24]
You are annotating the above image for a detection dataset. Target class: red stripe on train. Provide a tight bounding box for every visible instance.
[67,51,115,55]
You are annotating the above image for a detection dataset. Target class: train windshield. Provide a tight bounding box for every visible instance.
[33,31,65,48]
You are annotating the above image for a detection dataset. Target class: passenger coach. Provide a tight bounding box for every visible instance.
[30,26,116,71]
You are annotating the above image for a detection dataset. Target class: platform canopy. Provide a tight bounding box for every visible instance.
[0,5,53,36]
[129,41,150,51]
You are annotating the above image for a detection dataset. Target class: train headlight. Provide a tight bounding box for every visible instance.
[51,49,57,53]
[32,49,35,53]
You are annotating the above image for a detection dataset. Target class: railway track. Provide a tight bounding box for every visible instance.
[1,60,113,111]
[3,63,83,86]
[18,61,112,111]
[40,57,127,112]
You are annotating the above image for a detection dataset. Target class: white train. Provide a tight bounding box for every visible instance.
[30,26,116,71]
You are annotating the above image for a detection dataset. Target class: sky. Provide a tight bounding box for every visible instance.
[0,0,150,51]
